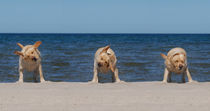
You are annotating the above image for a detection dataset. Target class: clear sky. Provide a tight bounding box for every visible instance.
[0,0,209,33]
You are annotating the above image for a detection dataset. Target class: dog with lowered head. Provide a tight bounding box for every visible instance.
[14,41,45,83]
[160,47,193,83]
[91,45,121,83]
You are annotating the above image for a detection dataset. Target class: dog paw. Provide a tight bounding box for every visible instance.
[16,80,23,83]
[114,80,125,83]
[88,80,98,84]
[40,79,46,83]
[188,80,198,83]
[40,80,47,83]
[162,81,168,84]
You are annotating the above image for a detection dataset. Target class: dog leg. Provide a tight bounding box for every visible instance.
[182,73,186,83]
[91,68,98,83]
[112,73,115,82]
[91,61,98,83]
[39,64,45,82]
[168,72,172,82]
[114,68,121,83]
[111,64,116,82]
[186,68,193,82]
[18,67,24,82]
[162,68,169,83]
[33,70,39,83]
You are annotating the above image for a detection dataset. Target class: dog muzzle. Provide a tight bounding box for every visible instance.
[32,57,37,62]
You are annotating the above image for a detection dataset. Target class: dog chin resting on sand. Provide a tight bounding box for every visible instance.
[14,41,45,83]
[161,47,193,83]
[90,45,121,83]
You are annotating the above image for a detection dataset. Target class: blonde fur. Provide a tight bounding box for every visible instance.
[91,45,121,83]
[14,41,45,83]
[161,47,193,83]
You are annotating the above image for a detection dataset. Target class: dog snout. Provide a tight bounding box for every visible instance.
[32,57,37,62]
[98,63,102,67]
[179,65,183,70]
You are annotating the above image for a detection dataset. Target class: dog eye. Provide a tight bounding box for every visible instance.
[101,58,103,60]
[31,52,34,54]
[175,60,178,63]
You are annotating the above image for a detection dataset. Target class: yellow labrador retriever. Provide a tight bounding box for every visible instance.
[14,41,45,83]
[161,47,193,83]
[91,45,121,83]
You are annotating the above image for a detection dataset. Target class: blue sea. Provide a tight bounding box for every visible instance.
[0,34,210,83]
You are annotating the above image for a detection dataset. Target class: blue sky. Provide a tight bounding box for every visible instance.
[0,0,209,33]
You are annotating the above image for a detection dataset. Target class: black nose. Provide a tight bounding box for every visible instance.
[179,65,183,70]
[98,63,102,67]
[32,57,37,62]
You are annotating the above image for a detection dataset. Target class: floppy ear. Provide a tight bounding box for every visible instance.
[17,43,24,49]
[33,41,42,48]
[160,53,167,59]
[100,45,110,54]
[14,51,24,57]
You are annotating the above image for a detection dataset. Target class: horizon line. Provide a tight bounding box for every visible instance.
[0,32,210,35]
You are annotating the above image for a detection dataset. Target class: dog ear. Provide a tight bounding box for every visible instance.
[14,51,24,57]
[34,41,42,48]
[100,45,110,54]
[17,43,24,49]
[160,53,167,59]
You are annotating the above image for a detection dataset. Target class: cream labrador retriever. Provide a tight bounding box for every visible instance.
[161,47,193,83]
[91,45,121,83]
[14,41,45,83]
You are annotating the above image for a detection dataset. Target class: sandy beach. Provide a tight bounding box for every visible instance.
[0,81,209,111]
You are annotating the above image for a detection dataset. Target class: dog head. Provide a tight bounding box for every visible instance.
[97,45,115,72]
[97,45,110,68]
[14,41,42,62]
[170,53,186,71]
[161,52,186,71]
